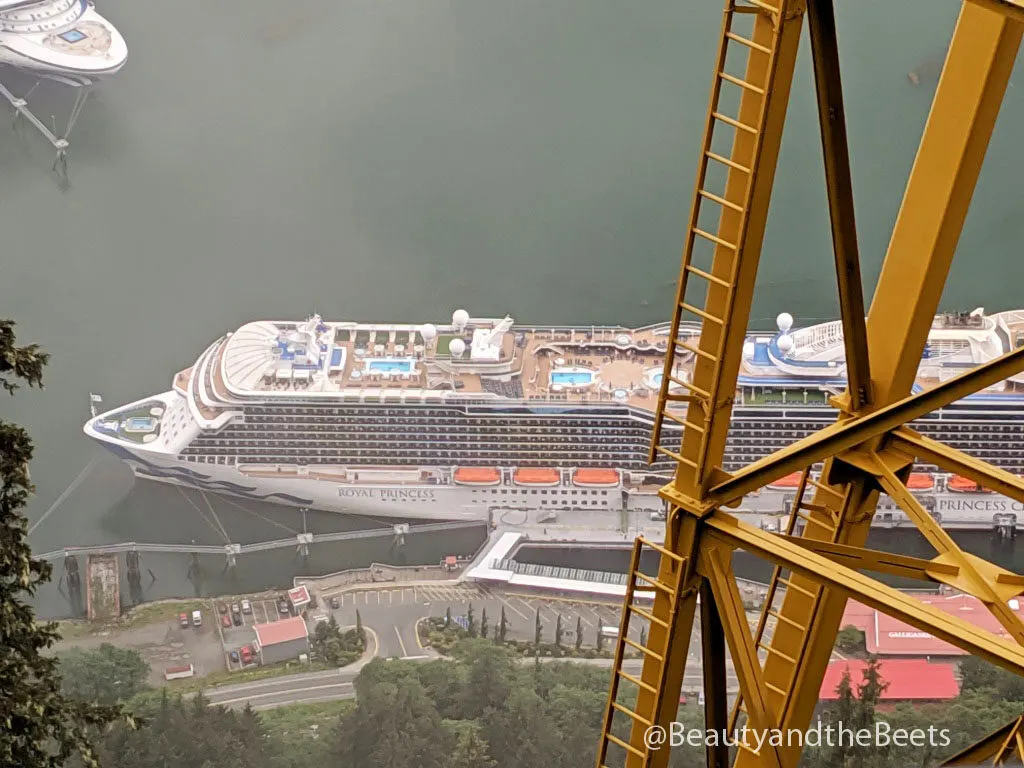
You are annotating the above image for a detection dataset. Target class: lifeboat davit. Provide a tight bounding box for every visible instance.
[906,473,935,491]
[453,467,501,486]
[513,468,561,486]
[768,471,803,490]
[947,475,978,493]
[572,468,621,487]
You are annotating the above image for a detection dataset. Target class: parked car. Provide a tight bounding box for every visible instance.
[229,650,239,664]
[277,598,290,615]
[221,614,232,629]
[232,612,243,626]
[191,610,202,628]
[329,596,340,609]
[216,602,228,615]
[178,613,189,629]
[240,599,252,615]
[239,645,254,665]
[230,602,241,616]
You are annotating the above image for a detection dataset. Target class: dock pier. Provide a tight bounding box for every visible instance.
[85,554,120,620]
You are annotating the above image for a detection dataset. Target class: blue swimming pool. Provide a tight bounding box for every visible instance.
[126,417,156,431]
[652,372,663,386]
[551,369,594,386]
[368,359,413,374]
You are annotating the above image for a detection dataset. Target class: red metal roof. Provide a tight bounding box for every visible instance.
[287,585,310,607]
[841,593,1024,656]
[253,615,309,646]
[820,659,958,701]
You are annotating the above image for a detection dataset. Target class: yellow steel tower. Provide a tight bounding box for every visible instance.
[596,1,1024,767]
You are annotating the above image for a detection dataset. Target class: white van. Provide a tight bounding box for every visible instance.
[191,610,202,627]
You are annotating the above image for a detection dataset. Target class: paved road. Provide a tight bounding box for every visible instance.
[201,655,741,711]
[203,668,360,711]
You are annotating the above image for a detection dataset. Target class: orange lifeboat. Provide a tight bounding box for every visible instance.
[768,472,803,490]
[453,467,501,486]
[947,475,978,493]
[572,468,621,487]
[906,473,935,491]
[513,468,561,486]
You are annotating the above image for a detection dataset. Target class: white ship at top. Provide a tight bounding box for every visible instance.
[0,0,126,84]
[84,307,1024,528]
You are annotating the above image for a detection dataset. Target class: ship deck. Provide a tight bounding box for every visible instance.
[195,308,1024,410]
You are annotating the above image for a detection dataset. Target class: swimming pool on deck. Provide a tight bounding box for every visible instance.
[125,417,156,432]
[365,358,415,376]
[550,368,595,386]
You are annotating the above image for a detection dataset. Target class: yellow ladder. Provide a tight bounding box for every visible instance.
[649,0,792,482]
[596,537,687,768]
[728,467,853,739]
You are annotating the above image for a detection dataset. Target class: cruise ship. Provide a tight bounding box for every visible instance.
[0,0,127,84]
[84,307,1024,528]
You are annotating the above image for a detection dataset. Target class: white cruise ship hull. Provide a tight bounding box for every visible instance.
[87,393,1024,530]
[84,307,1024,532]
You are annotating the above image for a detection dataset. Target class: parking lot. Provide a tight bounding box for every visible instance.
[325,583,649,659]
[211,595,296,670]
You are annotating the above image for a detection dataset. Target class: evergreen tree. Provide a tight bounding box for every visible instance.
[498,607,508,643]
[467,603,477,637]
[596,624,603,652]
[575,616,583,651]
[639,625,648,649]
[480,607,489,639]
[355,609,365,643]
[446,606,453,629]
[0,322,126,768]
[534,608,542,646]
[333,664,448,768]
[59,644,150,705]
[555,615,564,649]
[447,727,496,768]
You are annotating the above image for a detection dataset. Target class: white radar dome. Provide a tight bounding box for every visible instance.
[452,309,470,328]
[777,334,795,355]
[449,338,466,358]
[742,342,755,359]
[776,312,794,333]
[421,324,438,341]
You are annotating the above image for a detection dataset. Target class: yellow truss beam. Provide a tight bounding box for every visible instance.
[941,714,1024,765]
[807,0,871,409]
[891,428,1024,504]
[971,0,1024,24]
[693,342,1024,508]
[704,513,1024,676]
[597,3,1024,768]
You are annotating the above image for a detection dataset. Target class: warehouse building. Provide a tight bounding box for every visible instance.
[252,615,310,665]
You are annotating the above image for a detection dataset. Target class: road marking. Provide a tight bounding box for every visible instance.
[526,593,622,608]
[211,682,354,706]
[365,626,380,659]
[495,595,531,622]
[388,591,393,605]
[394,626,408,657]
[414,617,428,650]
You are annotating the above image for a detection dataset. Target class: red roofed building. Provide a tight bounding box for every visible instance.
[252,615,310,665]
[820,659,959,704]
[839,592,1024,657]
[287,585,311,613]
